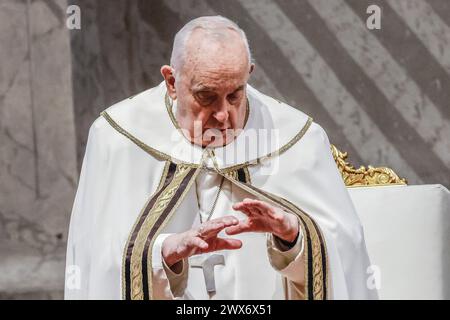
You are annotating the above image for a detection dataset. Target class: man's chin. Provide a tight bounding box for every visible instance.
[201,137,234,148]
[202,140,228,148]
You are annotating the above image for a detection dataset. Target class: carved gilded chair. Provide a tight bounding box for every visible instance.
[330,145,407,187]
[331,145,450,299]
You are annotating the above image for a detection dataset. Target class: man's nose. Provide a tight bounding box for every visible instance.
[213,102,230,123]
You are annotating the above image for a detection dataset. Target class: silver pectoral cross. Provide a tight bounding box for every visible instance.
[190,254,225,295]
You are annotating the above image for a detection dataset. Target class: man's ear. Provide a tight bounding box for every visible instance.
[160,65,177,99]
[249,63,255,74]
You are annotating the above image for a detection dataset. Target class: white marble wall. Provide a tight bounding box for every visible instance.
[0,0,76,298]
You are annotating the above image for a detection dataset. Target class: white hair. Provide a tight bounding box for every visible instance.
[170,16,253,77]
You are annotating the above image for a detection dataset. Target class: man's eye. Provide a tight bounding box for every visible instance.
[196,92,216,104]
[227,92,242,103]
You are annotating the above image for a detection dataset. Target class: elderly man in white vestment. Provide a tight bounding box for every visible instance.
[65,16,378,300]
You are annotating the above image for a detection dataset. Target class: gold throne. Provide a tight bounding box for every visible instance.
[331,145,407,187]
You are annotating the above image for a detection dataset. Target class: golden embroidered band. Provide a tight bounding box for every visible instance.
[100,110,312,173]
[101,111,328,300]
[221,176,329,300]
[122,162,252,300]
[121,161,327,300]
[122,161,199,299]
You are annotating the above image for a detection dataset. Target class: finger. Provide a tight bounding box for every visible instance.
[232,198,254,210]
[214,237,242,250]
[251,200,287,220]
[233,205,254,218]
[252,200,277,214]
[234,201,263,217]
[189,237,209,250]
[216,215,240,227]
[198,221,224,238]
[242,199,277,217]
[225,220,252,235]
[233,200,258,215]
[246,198,269,208]
[207,215,240,227]
[199,216,239,238]
[247,203,264,216]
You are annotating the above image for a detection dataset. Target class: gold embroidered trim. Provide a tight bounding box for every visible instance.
[272,196,328,300]
[128,164,198,299]
[101,100,312,172]
[147,165,201,299]
[123,157,325,299]
[121,160,172,299]
[218,173,328,300]
[243,167,252,185]
[220,117,313,173]
[101,111,199,167]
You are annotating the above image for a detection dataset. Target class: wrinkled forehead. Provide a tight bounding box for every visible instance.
[181,30,249,87]
[185,29,249,67]
[187,61,249,94]
[189,73,246,94]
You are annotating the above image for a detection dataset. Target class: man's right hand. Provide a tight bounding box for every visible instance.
[161,216,242,268]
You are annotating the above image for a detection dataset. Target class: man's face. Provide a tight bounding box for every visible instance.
[167,30,252,147]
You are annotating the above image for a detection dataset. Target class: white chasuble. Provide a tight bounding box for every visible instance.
[64,81,378,300]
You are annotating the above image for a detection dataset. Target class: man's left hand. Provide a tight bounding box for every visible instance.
[227,198,299,243]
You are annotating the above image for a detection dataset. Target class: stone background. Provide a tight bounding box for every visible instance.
[0,0,449,299]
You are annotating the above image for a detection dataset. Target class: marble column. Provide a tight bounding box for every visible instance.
[0,0,77,298]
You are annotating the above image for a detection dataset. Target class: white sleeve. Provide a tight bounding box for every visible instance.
[151,233,189,299]
[266,219,305,284]
[64,120,109,300]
